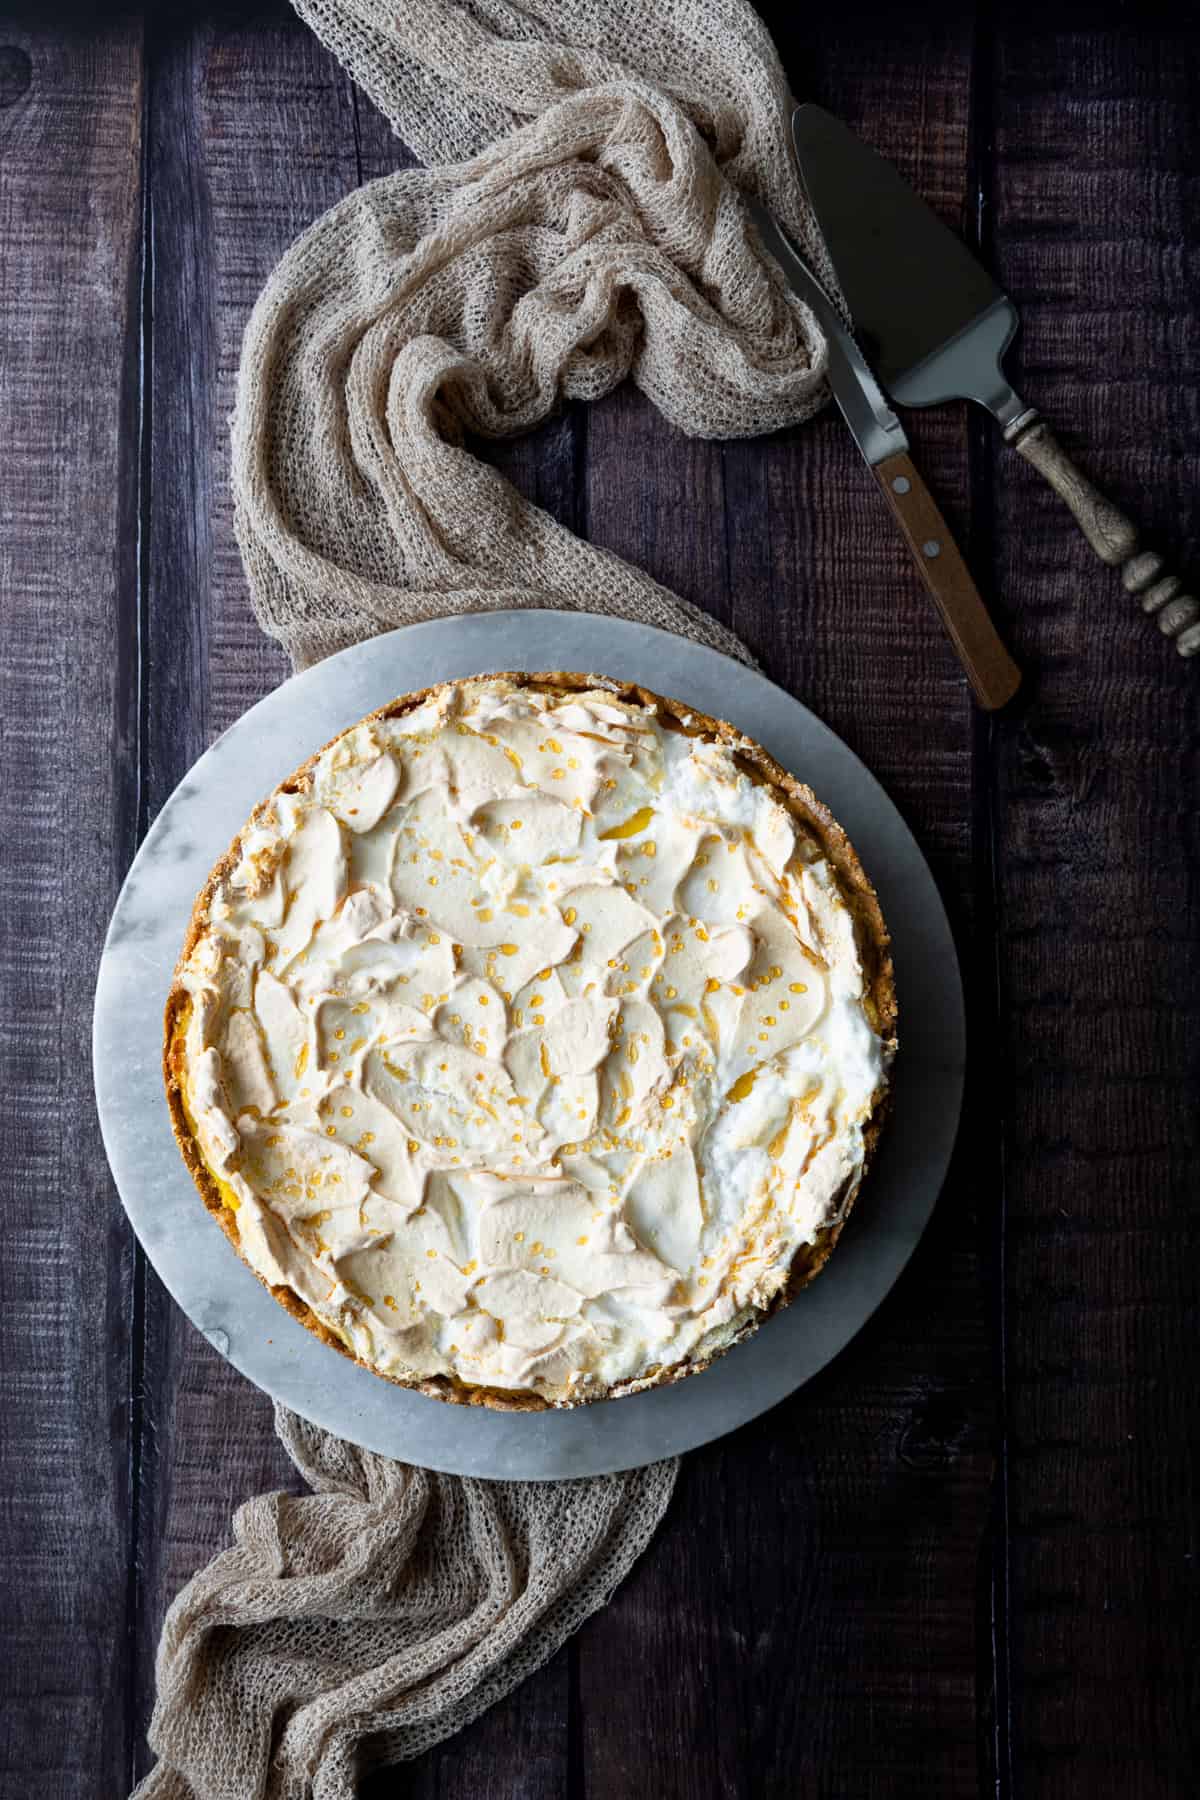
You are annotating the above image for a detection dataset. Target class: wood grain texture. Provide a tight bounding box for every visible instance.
[575,8,997,1795]
[354,80,579,1800]
[131,2,349,1782]
[0,16,144,1798]
[2,4,1198,1797]
[988,14,1200,1797]
[140,15,575,1797]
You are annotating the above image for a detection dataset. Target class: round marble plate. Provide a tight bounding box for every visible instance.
[94,611,964,1479]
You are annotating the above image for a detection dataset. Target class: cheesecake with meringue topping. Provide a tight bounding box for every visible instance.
[164,673,896,1409]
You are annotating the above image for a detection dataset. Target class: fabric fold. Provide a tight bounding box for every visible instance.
[232,1,829,669]
[136,1407,677,1799]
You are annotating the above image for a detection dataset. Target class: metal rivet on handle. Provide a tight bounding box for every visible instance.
[922,540,941,559]
[891,475,911,495]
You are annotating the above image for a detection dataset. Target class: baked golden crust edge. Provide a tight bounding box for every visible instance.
[163,671,897,1412]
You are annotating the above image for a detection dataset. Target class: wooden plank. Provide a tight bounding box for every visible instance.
[577,9,997,1795]
[0,18,144,1798]
[132,3,357,1781]
[137,17,575,1795]
[989,18,1200,1799]
[354,92,580,1800]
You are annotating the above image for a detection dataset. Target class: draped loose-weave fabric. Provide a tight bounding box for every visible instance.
[136,4,832,1795]
[135,1410,677,1799]
[234,0,829,670]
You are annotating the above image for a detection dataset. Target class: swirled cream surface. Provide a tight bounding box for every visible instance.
[177,680,888,1403]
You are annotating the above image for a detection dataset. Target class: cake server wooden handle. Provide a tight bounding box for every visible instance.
[1004,415,1200,659]
[874,450,1021,711]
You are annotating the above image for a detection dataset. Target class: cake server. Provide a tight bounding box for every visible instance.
[751,203,1020,710]
[792,103,1199,661]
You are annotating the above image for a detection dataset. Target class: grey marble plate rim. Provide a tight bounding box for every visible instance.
[94,609,964,1480]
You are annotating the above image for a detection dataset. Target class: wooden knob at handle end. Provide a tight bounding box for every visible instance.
[1010,419,1200,659]
[1121,552,1200,657]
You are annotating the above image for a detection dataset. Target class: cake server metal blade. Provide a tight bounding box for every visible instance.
[791,103,1024,428]
[791,103,1200,664]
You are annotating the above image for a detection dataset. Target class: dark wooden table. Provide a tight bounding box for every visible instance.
[3,2,1198,1795]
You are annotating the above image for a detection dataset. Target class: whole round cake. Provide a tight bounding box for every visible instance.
[165,673,896,1409]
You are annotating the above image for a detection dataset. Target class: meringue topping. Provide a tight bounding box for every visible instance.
[175,679,889,1404]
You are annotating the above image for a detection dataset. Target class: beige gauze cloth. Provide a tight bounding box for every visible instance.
[135,3,830,1796]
